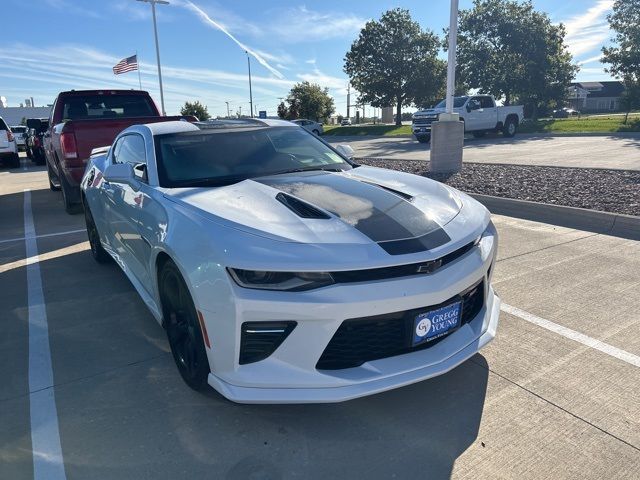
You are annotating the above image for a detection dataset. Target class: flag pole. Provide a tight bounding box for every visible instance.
[136,51,142,90]
[136,0,168,115]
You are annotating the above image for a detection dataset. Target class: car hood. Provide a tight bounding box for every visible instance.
[163,166,463,255]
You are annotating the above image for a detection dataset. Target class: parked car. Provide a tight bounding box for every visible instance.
[341,118,352,126]
[10,125,27,150]
[25,118,49,165]
[43,89,194,213]
[291,119,324,135]
[81,118,500,403]
[412,95,524,143]
[0,117,20,168]
[552,108,580,118]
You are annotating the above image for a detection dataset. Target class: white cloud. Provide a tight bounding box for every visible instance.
[297,67,349,95]
[561,1,614,58]
[0,43,293,115]
[578,54,603,65]
[179,1,284,79]
[266,6,367,42]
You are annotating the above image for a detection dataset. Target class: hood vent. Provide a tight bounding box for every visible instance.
[365,182,413,201]
[276,192,331,219]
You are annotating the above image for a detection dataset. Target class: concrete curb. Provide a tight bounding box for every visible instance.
[469,193,640,241]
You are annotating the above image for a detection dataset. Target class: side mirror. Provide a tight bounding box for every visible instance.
[26,118,42,131]
[335,144,354,160]
[466,104,472,113]
[104,163,134,185]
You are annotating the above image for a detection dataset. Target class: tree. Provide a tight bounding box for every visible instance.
[602,0,640,123]
[345,8,446,126]
[282,82,334,122]
[277,101,288,119]
[455,0,578,118]
[180,101,210,121]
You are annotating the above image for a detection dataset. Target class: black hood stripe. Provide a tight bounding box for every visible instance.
[256,171,451,255]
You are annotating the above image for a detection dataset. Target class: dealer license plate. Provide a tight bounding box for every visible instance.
[412,301,462,346]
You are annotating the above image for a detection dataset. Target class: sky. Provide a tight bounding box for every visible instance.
[0,0,616,116]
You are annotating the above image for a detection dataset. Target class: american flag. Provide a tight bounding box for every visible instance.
[112,55,138,75]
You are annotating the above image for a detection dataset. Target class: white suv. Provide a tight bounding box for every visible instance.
[0,117,20,168]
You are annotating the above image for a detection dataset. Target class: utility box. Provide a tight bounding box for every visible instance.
[381,106,394,124]
[430,119,464,173]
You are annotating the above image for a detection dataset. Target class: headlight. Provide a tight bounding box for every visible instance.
[227,268,334,291]
[474,220,496,246]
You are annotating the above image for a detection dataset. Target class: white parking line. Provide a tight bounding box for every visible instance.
[23,189,67,480]
[0,228,85,245]
[501,303,640,368]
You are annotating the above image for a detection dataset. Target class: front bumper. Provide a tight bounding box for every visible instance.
[202,231,499,404]
[208,288,499,403]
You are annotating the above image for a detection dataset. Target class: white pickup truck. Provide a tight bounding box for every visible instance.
[412,95,524,143]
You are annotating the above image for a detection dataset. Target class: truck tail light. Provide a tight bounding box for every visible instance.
[34,137,40,148]
[60,132,78,159]
[7,131,14,142]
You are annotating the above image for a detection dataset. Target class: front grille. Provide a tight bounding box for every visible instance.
[413,117,436,126]
[316,280,485,370]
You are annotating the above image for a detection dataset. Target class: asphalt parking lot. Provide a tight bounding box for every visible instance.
[1,156,639,479]
[325,133,640,170]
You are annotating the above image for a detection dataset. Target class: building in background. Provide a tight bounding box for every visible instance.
[0,96,52,125]
[569,81,625,113]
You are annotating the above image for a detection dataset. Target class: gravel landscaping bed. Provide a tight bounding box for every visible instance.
[356,158,640,217]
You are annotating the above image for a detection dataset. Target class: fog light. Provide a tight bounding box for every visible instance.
[239,321,297,365]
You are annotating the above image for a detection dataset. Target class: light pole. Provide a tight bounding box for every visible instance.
[445,0,459,114]
[246,51,254,118]
[136,0,168,116]
[225,101,230,118]
[430,0,463,174]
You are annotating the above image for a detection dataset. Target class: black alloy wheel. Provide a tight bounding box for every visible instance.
[84,204,111,263]
[160,260,210,391]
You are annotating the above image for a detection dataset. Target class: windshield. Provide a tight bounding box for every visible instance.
[434,96,468,108]
[155,126,352,188]
[11,126,27,133]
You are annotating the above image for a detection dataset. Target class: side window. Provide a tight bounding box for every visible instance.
[468,98,481,110]
[480,97,495,108]
[113,134,147,180]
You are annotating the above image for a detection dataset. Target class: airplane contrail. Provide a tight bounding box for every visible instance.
[182,1,284,79]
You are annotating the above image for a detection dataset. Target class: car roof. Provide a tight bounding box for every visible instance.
[139,118,297,136]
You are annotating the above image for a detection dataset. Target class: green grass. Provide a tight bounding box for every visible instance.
[520,114,640,134]
[323,124,412,136]
[321,114,640,136]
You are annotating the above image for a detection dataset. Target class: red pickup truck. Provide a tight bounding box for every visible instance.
[42,89,193,213]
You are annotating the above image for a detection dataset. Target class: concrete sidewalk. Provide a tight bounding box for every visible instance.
[325,133,640,171]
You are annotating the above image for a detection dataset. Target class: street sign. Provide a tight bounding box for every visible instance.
[259,110,267,119]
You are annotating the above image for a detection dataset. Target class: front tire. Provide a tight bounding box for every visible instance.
[160,260,210,391]
[416,134,431,144]
[84,203,111,264]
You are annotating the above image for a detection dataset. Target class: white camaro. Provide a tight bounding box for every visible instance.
[81,119,500,404]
